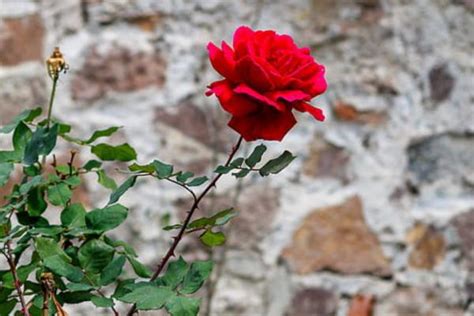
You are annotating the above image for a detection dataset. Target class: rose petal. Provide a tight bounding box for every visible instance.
[207,42,237,81]
[266,90,311,103]
[294,102,325,121]
[207,79,259,116]
[235,56,274,91]
[228,107,297,141]
[233,26,255,50]
[234,84,285,111]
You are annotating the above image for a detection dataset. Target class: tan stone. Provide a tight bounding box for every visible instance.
[0,14,44,66]
[374,288,464,316]
[286,288,338,316]
[333,100,387,125]
[348,295,375,316]
[155,103,233,153]
[451,209,474,271]
[302,137,349,180]
[71,44,166,102]
[282,196,391,276]
[406,223,446,270]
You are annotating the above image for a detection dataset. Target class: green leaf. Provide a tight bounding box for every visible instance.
[199,230,226,247]
[100,255,126,286]
[19,175,44,194]
[162,257,188,289]
[214,165,233,174]
[91,143,137,162]
[0,163,14,186]
[29,226,63,237]
[211,208,237,226]
[91,296,114,308]
[96,169,117,190]
[61,203,86,228]
[165,296,200,316]
[232,168,251,178]
[83,126,121,144]
[47,183,72,206]
[57,122,72,135]
[35,237,70,262]
[187,208,236,230]
[259,151,296,176]
[63,176,81,187]
[128,163,154,173]
[104,236,138,257]
[112,279,135,299]
[108,176,137,205]
[66,282,95,292]
[230,157,244,167]
[78,239,115,273]
[86,204,128,232]
[0,299,16,315]
[23,124,59,165]
[43,255,84,282]
[12,122,33,159]
[180,260,213,294]
[163,224,182,231]
[126,256,152,278]
[59,291,93,304]
[245,144,267,168]
[0,107,41,134]
[152,160,173,178]
[176,171,194,183]
[2,262,36,288]
[186,176,208,187]
[83,160,102,171]
[118,285,174,310]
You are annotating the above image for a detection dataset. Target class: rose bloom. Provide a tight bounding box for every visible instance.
[206,26,327,141]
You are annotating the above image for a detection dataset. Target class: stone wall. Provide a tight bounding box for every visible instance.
[1,0,473,315]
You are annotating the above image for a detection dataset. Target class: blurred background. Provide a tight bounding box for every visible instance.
[0,0,473,315]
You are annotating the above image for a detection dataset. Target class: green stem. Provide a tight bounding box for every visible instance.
[46,76,58,130]
[41,76,58,168]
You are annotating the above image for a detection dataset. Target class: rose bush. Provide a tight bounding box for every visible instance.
[206,26,327,141]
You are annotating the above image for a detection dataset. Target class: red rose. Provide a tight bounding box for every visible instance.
[206,26,327,141]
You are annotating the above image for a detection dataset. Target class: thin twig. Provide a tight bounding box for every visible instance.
[4,241,30,316]
[126,136,243,316]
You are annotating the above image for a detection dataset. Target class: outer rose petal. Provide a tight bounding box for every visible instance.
[206,79,259,117]
[266,90,311,103]
[294,102,325,121]
[308,67,328,96]
[233,26,254,52]
[228,107,297,141]
[234,84,285,111]
[207,42,237,81]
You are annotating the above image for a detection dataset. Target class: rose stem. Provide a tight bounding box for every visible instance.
[126,136,243,316]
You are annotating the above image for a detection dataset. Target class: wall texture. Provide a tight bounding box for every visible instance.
[1,0,473,315]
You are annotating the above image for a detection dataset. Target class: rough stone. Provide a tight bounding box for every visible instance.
[0,13,45,66]
[332,100,387,125]
[228,185,280,250]
[347,295,375,316]
[0,70,47,125]
[71,44,166,102]
[374,288,464,316]
[429,64,455,102]
[286,288,338,316]
[155,103,232,153]
[281,196,392,276]
[406,223,446,270]
[407,133,474,184]
[450,209,474,271]
[302,137,350,181]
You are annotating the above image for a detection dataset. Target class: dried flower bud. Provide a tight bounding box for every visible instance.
[46,47,68,79]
